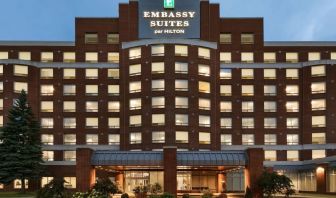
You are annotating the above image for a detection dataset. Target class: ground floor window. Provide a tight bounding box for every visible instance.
[177,171,217,192]
[64,177,76,189]
[226,170,244,192]
[41,177,54,187]
[125,171,163,193]
[14,179,28,189]
[328,168,336,192]
[299,170,316,192]
[277,170,299,191]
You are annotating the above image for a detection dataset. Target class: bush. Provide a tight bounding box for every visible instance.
[244,187,253,198]
[150,183,162,194]
[160,192,175,198]
[36,178,72,198]
[88,189,109,198]
[92,178,118,197]
[72,192,89,198]
[121,193,129,198]
[182,194,190,198]
[133,185,149,194]
[257,171,295,198]
[201,191,213,198]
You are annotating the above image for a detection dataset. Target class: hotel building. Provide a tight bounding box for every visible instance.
[0,0,335,195]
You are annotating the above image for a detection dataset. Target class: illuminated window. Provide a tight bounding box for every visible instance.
[312,116,325,127]
[64,134,76,145]
[312,133,326,144]
[242,134,254,145]
[287,118,299,129]
[107,33,119,44]
[308,52,321,61]
[152,131,165,143]
[14,65,28,76]
[63,52,76,63]
[108,85,119,96]
[64,151,76,161]
[43,151,54,161]
[221,134,232,145]
[41,177,54,187]
[199,81,210,93]
[287,134,299,145]
[265,151,277,161]
[41,101,53,112]
[286,69,299,79]
[63,85,76,96]
[286,101,299,112]
[85,85,98,96]
[220,101,232,112]
[220,85,232,96]
[18,52,31,60]
[286,52,298,63]
[311,82,326,94]
[312,150,325,159]
[130,115,142,127]
[220,118,232,129]
[0,99,2,110]
[311,65,325,77]
[130,98,142,110]
[41,85,54,96]
[14,82,28,93]
[14,179,28,189]
[198,47,210,59]
[86,134,98,145]
[40,68,53,79]
[311,99,325,111]
[264,52,276,63]
[264,134,277,145]
[63,101,76,112]
[152,45,164,56]
[129,47,141,59]
[64,177,76,189]
[199,132,211,144]
[241,34,254,44]
[86,101,98,112]
[129,81,141,93]
[175,45,188,56]
[242,101,254,112]
[85,33,98,44]
[85,52,98,63]
[108,68,119,79]
[41,118,53,128]
[107,52,119,63]
[264,118,276,129]
[152,97,165,108]
[85,68,98,79]
[198,64,210,76]
[175,62,188,74]
[241,52,254,63]
[176,131,188,143]
[331,52,336,60]
[176,114,188,126]
[175,97,188,109]
[287,151,299,161]
[63,118,76,129]
[199,115,210,127]
[108,134,120,145]
[86,117,98,128]
[63,68,76,79]
[241,85,254,96]
[152,62,164,74]
[264,69,276,79]
[108,118,120,128]
[0,52,8,59]
[41,134,54,145]
[129,64,141,76]
[199,98,210,110]
[264,85,276,96]
[220,33,232,44]
[108,101,120,112]
[130,133,142,144]
[41,52,53,62]
[175,80,188,91]
[0,65,3,75]
[220,53,232,63]
[152,80,165,91]
[152,114,165,126]
[241,69,253,79]
[286,85,299,96]
[0,116,3,127]
[242,118,254,129]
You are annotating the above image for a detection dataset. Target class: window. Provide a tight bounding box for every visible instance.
[86,117,98,128]
[311,65,325,77]
[241,69,253,79]
[220,101,232,112]
[286,101,299,112]
[286,69,299,79]
[199,81,210,93]
[14,82,28,93]
[241,85,254,96]
[41,177,54,188]
[152,80,165,91]
[86,134,98,145]
[221,118,232,129]
[175,62,188,74]
[199,98,210,110]
[0,99,2,110]
[107,52,119,63]
[130,133,142,144]
[63,52,76,62]
[175,80,188,91]
[176,97,188,108]
[312,133,326,144]
[331,52,336,60]
[41,85,54,96]
[108,134,120,145]
[221,134,232,145]
[130,81,141,93]
[175,45,188,56]
[152,45,164,56]
[265,151,277,161]
[199,115,210,127]
[85,33,98,44]
[14,65,28,76]
[176,131,188,143]
[63,85,76,96]
[64,151,76,161]
[199,132,211,144]
[312,116,325,127]
[308,52,321,61]
[86,101,98,112]
[41,118,53,128]
[43,151,54,161]
[264,69,276,79]
[220,85,232,96]
[130,115,142,127]
[264,52,276,63]
[241,34,254,44]
[64,134,76,145]
[241,53,254,63]
[242,118,254,129]
[108,85,119,96]
[63,118,76,128]
[85,68,98,79]
[41,101,53,112]
[242,101,254,112]
[0,65,3,75]
[312,150,325,159]
[14,179,28,189]
[0,52,8,59]
[129,47,141,59]
[63,101,76,112]
[198,64,210,76]
[107,33,119,44]
[264,118,276,129]
[41,52,53,62]
[64,177,76,189]
[152,114,165,126]
[152,97,165,108]
[176,114,188,126]
[219,68,232,79]
[286,85,299,96]
[198,47,210,59]
[311,82,326,94]
[41,134,54,145]
[287,151,299,161]
[108,117,120,128]
[264,85,277,96]
[152,62,164,74]
[129,64,141,76]
[108,101,120,112]
[242,134,254,145]
[40,68,53,79]
[264,134,277,145]
[287,134,299,145]
[220,53,232,63]
[311,99,326,111]
[63,68,76,79]
[85,52,98,63]
[287,118,299,129]
[18,52,31,60]
[220,33,232,44]
[130,98,142,110]
[286,52,298,63]
[152,131,165,143]
[108,68,119,79]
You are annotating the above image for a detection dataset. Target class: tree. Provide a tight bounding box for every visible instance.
[37,178,72,198]
[92,178,118,197]
[257,171,295,198]
[0,90,44,193]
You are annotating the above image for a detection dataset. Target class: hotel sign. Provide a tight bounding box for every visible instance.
[139,0,200,39]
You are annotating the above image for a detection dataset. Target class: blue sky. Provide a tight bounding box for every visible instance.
[0,0,335,41]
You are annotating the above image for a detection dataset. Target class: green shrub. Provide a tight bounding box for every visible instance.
[92,178,118,197]
[88,189,109,198]
[201,191,213,198]
[72,192,89,198]
[133,185,149,194]
[257,171,295,198]
[182,194,190,198]
[36,178,72,198]
[160,192,175,198]
[150,183,162,194]
[244,187,253,198]
[121,193,129,198]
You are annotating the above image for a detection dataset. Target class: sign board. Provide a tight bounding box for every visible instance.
[138,0,200,39]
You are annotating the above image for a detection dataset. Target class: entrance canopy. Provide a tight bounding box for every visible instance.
[91,150,246,166]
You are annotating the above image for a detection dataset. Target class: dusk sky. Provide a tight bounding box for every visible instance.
[0,0,335,41]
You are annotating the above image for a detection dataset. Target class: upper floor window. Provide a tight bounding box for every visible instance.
[199,132,211,144]
[130,98,142,110]
[287,134,299,145]
[63,101,76,112]
[220,101,232,112]
[129,47,141,59]
[41,52,53,62]
[86,117,98,128]
[129,81,141,93]
[40,68,53,79]
[107,33,119,44]
[242,118,254,129]
[312,116,326,128]
[108,68,119,79]
[14,65,28,76]
[152,62,164,74]
[175,45,188,56]
[152,131,165,143]
[308,52,321,61]
[152,97,165,108]
[86,101,98,112]
[198,47,210,59]
[287,151,299,161]
[107,52,119,63]
[264,69,276,79]
[130,133,142,144]
[241,52,254,63]
[264,85,277,96]
[312,150,325,159]
[63,85,76,96]
[41,118,53,128]
[86,134,99,145]
[264,101,276,112]
[311,82,326,94]
[241,33,254,44]
[264,134,277,145]
[264,150,277,161]
[198,64,210,76]
[175,62,188,74]
[63,52,76,63]
[286,118,299,129]
[175,80,188,91]
[152,45,164,56]
[286,101,299,112]
[286,85,299,96]
[175,97,188,109]
[331,52,336,60]
[41,101,53,112]
[85,85,98,96]
[312,133,326,144]
[85,52,98,63]
[85,68,98,79]
[242,134,254,145]
[311,65,325,77]
[108,101,120,112]
[85,33,98,44]
[63,118,76,128]
[220,118,232,129]
[220,33,232,44]
[286,52,298,63]
[130,115,142,127]
[242,101,254,112]
[241,85,254,96]
[108,85,119,96]
[41,134,54,145]
[199,98,210,110]
[152,80,165,91]
[64,134,76,145]
[221,134,232,145]
[241,69,254,79]
[264,118,277,129]
[199,81,210,93]
[152,114,165,126]
[176,114,188,126]
[0,52,8,59]
[176,131,188,144]
[14,82,28,93]
[220,52,232,63]
[220,68,232,79]
[129,64,141,76]
[108,134,120,145]
[63,68,76,79]
[41,85,54,96]
[220,85,231,96]
[108,118,120,129]
[18,52,31,60]
[286,69,299,79]
[311,99,326,111]
[264,52,276,63]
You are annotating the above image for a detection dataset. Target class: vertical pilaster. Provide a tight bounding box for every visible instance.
[163,146,177,195]
[245,148,264,198]
[316,164,328,194]
[76,148,96,192]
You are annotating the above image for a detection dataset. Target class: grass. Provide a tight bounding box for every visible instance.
[0,192,35,197]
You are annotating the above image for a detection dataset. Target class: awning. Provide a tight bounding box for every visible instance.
[91,151,247,166]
